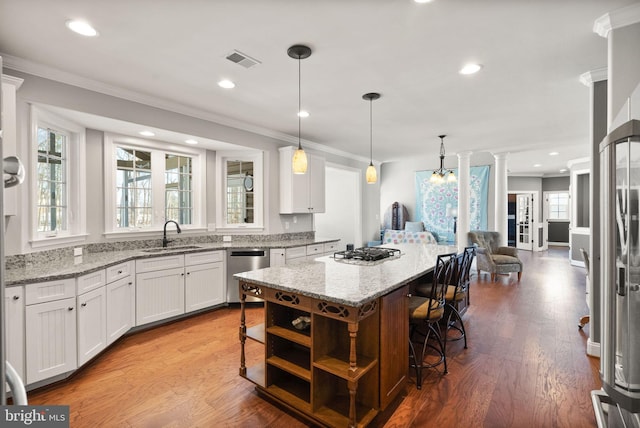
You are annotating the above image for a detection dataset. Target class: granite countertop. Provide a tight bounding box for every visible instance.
[5,238,340,286]
[234,243,458,308]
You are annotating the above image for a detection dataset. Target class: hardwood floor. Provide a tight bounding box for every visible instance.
[27,247,600,427]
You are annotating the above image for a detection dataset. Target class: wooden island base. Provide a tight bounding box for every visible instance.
[239,280,410,428]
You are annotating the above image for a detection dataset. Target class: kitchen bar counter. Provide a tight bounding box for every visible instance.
[5,238,339,286]
[235,243,457,307]
[237,243,457,427]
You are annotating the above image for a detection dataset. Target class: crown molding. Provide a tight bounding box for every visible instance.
[1,73,24,89]
[1,53,372,165]
[594,3,640,38]
[579,67,608,87]
[566,157,590,169]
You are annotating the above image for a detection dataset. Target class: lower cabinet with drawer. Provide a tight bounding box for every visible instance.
[25,278,78,385]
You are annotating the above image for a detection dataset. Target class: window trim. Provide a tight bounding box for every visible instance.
[215,150,264,231]
[30,105,86,247]
[103,133,206,235]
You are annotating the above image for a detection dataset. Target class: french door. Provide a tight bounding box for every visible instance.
[516,193,534,250]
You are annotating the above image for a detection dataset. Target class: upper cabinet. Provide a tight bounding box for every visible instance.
[216,150,264,230]
[279,146,325,214]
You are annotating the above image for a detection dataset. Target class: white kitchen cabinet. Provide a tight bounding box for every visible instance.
[106,262,135,345]
[323,241,340,255]
[25,296,77,384]
[279,146,326,214]
[185,262,224,313]
[306,243,324,260]
[1,74,24,217]
[269,248,286,267]
[136,266,185,326]
[77,286,107,366]
[4,286,24,392]
[185,251,225,313]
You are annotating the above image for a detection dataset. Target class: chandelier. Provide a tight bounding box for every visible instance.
[430,134,456,184]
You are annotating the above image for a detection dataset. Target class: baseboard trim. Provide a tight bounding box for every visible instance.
[587,338,601,358]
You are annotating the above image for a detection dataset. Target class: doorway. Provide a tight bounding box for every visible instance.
[314,164,362,248]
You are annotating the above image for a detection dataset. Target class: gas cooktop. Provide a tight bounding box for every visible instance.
[333,247,401,262]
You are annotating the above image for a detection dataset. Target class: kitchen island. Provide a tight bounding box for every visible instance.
[236,243,457,428]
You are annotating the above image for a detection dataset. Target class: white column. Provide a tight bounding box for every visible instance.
[456,151,472,252]
[494,153,508,246]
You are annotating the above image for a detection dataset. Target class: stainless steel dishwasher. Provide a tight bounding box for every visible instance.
[226,248,270,303]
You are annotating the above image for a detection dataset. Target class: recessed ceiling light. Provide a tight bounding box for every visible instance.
[65,20,98,37]
[185,139,199,145]
[297,110,309,118]
[533,164,542,168]
[459,63,483,75]
[414,0,434,3]
[549,151,559,156]
[139,130,155,137]
[560,168,568,173]
[218,79,235,89]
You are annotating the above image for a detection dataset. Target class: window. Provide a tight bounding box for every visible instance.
[104,133,204,234]
[547,192,569,220]
[31,106,86,246]
[215,151,263,230]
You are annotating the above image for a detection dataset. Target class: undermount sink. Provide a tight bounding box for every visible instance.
[141,245,202,253]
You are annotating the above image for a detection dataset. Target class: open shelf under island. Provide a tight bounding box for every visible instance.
[236,243,457,428]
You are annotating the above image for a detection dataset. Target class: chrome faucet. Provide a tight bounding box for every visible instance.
[163,220,181,247]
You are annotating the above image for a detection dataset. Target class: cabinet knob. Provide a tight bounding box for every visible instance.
[81,303,87,307]
[187,272,191,275]
[68,307,74,311]
[12,295,19,300]
[128,282,133,286]
[181,273,185,276]
[118,270,123,274]
[406,293,412,298]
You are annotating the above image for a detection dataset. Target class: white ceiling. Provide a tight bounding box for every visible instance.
[0,0,636,176]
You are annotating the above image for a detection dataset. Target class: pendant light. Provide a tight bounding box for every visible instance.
[287,44,312,174]
[430,134,457,184]
[362,92,380,184]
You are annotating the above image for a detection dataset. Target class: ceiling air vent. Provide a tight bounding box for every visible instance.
[225,50,261,69]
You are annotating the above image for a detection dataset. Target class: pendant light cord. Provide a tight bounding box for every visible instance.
[369,98,373,164]
[298,55,302,150]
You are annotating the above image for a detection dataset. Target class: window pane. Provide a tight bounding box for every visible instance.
[36,127,67,233]
[116,147,153,228]
[165,154,192,225]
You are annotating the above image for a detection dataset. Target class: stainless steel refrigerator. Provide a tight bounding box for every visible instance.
[1,55,28,405]
[593,119,640,427]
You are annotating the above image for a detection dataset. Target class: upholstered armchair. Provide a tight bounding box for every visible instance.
[468,231,522,282]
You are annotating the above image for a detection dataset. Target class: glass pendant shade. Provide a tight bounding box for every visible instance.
[366,163,377,184]
[292,146,308,174]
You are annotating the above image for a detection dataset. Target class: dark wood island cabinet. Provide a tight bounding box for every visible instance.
[237,244,456,428]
